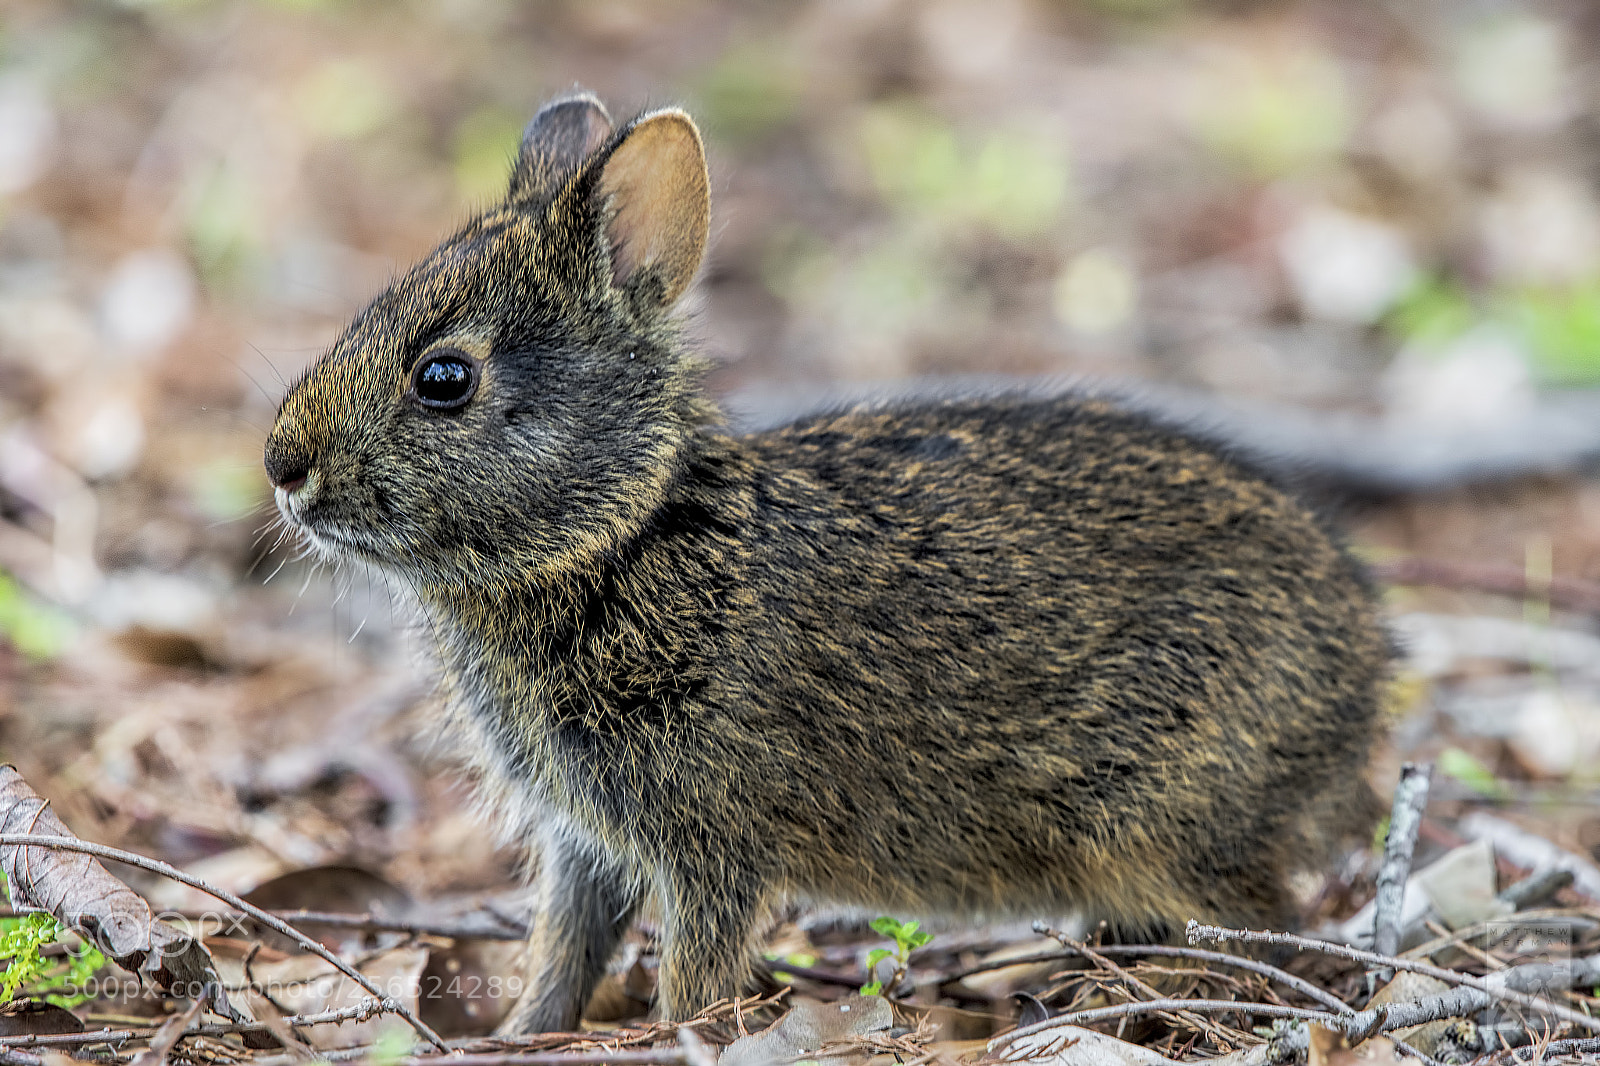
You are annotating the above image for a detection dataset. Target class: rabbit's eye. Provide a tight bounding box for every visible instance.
[410,349,479,410]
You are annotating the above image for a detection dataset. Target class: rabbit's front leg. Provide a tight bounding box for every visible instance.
[498,833,640,1035]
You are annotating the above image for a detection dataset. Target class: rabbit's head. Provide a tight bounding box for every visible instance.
[264,95,712,590]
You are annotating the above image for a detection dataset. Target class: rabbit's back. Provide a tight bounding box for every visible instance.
[726,394,1384,929]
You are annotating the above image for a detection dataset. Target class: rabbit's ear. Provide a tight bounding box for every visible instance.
[509,92,613,201]
[595,108,709,308]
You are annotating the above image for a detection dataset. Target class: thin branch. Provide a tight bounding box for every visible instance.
[0,834,447,1051]
[1031,922,1249,1049]
[251,1048,689,1065]
[1401,909,1596,962]
[396,1054,686,1065]
[254,1054,689,1066]
[1375,762,1432,966]
[254,908,524,940]
[1187,922,1600,1035]
[0,1001,394,1051]
[1498,1035,1600,1062]
[1498,868,1575,911]
[1095,947,1442,1065]
[0,1027,151,1049]
[992,998,1336,1047]
[1092,946,1351,1015]
[995,937,1443,1065]
[0,905,529,942]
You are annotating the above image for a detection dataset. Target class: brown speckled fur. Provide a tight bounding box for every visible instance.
[264,94,1388,1034]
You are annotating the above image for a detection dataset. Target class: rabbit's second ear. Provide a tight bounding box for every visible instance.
[598,109,709,308]
[510,93,613,201]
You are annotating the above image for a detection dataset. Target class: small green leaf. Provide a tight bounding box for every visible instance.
[866,948,893,969]
[869,916,901,937]
[907,931,934,949]
[859,981,883,996]
[1387,276,1477,349]
[0,573,74,661]
[1512,282,1600,386]
[1437,746,1510,799]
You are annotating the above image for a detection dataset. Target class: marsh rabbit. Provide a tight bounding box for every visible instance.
[264,94,1388,1033]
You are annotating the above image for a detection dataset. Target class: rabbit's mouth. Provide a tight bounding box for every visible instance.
[300,523,395,567]
[274,495,387,563]
[292,513,369,551]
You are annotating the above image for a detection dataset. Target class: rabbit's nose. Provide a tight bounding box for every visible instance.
[264,443,313,493]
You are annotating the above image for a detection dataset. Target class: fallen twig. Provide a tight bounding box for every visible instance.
[1375,763,1433,970]
[0,1027,149,1049]
[1096,945,1441,1065]
[1096,945,1353,1015]
[1459,812,1600,903]
[942,944,1345,1014]
[1032,922,1251,1049]
[1498,1034,1600,1061]
[264,1053,688,1065]
[0,998,432,1053]
[225,907,524,941]
[399,1054,686,1065]
[1498,868,1576,911]
[0,905,530,942]
[0,833,447,1052]
[1402,909,1597,962]
[1187,922,1600,1035]
[992,997,1335,1047]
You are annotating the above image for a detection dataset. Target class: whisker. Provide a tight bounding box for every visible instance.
[261,554,291,586]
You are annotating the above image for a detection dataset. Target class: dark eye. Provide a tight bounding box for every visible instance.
[410,348,479,410]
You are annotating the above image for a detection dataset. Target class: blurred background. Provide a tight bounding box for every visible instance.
[2,0,1600,1007]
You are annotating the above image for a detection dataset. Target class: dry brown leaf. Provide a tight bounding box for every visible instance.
[993,1024,1181,1065]
[417,937,525,1036]
[720,995,894,1066]
[1308,1026,1407,1066]
[0,1001,84,1037]
[127,997,204,1066]
[1365,971,1454,1055]
[0,765,245,1022]
[241,865,412,954]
